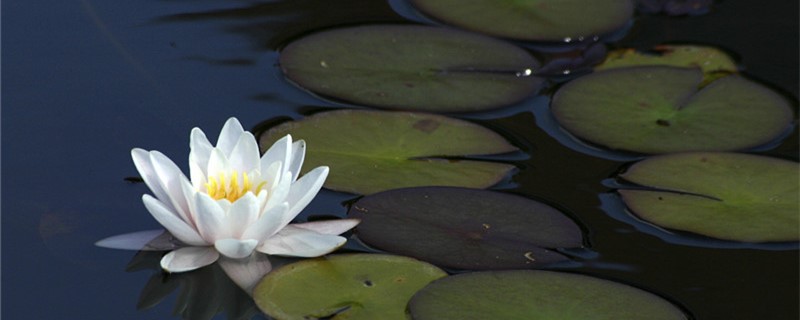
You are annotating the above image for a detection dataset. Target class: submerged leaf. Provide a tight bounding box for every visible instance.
[595,45,737,83]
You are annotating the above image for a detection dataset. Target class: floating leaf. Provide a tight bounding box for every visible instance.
[253,254,447,320]
[259,110,517,194]
[410,0,634,42]
[595,45,737,83]
[409,270,688,319]
[279,24,542,112]
[618,152,799,242]
[551,66,793,153]
[348,187,583,270]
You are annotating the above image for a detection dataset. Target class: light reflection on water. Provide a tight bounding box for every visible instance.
[3,0,798,319]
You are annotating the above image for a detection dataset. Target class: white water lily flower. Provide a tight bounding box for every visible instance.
[98,117,358,273]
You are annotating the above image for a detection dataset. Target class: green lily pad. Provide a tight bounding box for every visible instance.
[259,110,518,194]
[348,187,583,270]
[408,270,688,319]
[618,152,799,242]
[279,24,542,112]
[253,254,447,320]
[551,66,793,153]
[595,45,738,83]
[410,0,634,42]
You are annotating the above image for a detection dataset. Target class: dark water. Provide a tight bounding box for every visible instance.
[3,0,798,319]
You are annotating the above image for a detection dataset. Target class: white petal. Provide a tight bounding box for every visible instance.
[160,246,219,273]
[193,193,227,242]
[262,160,283,193]
[149,151,192,224]
[284,166,329,223]
[214,238,258,259]
[132,149,175,213]
[217,117,245,156]
[260,135,292,184]
[206,148,230,178]
[264,171,291,213]
[95,230,166,251]
[291,219,360,235]
[189,127,213,186]
[179,178,200,228]
[189,158,207,191]
[257,226,346,257]
[218,254,273,294]
[227,193,259,238]
[288,140,306,182]
[142,195,206,246]
[228,132,260,174]
[241,202,289,241]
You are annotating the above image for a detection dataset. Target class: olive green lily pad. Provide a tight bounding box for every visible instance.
[253,254,447,320]
[259,110,518,194]
[279,24,542,112]
[408,270,688,319]
[348,187,583,270]
[619,152,799,242]
[411,0,634,42]
[551,66,793,153]
[595,45,738,83]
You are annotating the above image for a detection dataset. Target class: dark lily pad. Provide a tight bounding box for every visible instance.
[348,187,583,270]
[595,45,737,83]
[409,270,688,320]
[279,24,542,112]
[551,66,793,153]
[259,110,518,195]
[618,152,799,242]
[253,254,447,320]
[411,0,634,42]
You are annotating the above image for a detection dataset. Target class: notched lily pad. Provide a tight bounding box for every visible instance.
[552,66,793,154]
[411,0,634,42]
[259,110,518,195]
[348,187,584,270]
[408,270,688,320]
[253,254,447,320]
[618,152,799,242]
[595,45,737,83]
[279,24,542,112]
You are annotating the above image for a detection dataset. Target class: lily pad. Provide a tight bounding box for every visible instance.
[551,66,793,153]
[618,152,799,242]
[279,24,542,112]
[253,254,447,320]
[410,0,634,42]
[595,45,738,83]
[259,110,518,195]
[409,270,688,319]
[348,187,583,270]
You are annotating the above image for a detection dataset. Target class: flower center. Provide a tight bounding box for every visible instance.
[204,170,266,202]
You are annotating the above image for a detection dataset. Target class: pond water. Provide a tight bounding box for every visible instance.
[2,0,798,319]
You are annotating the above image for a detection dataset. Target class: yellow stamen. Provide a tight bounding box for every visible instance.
[204,170,266,202]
